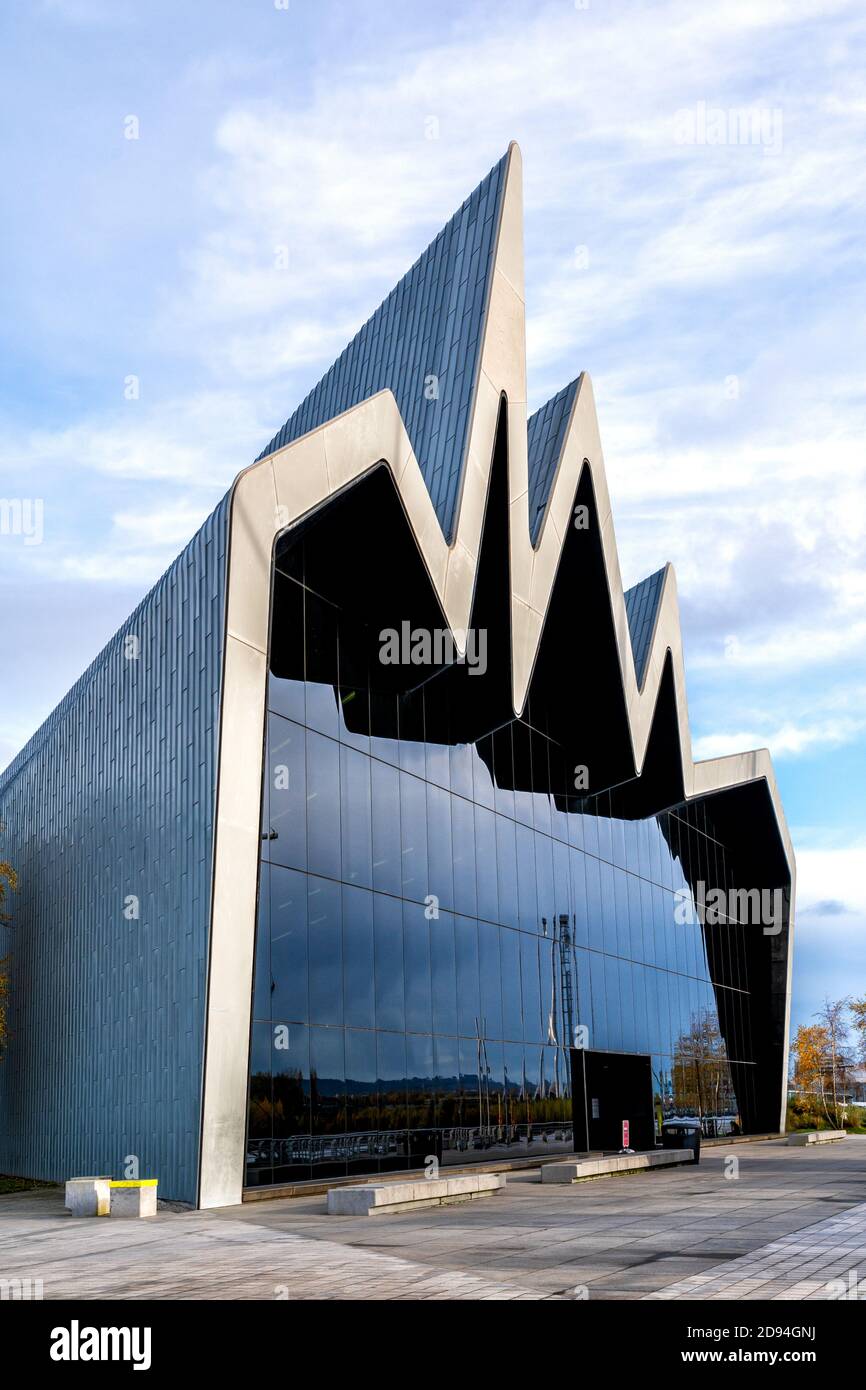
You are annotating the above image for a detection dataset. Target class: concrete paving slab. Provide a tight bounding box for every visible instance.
[3,1138,865,1300]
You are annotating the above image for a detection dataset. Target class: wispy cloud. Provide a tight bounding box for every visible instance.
[693,716,866,762]
[2,3,865,1047]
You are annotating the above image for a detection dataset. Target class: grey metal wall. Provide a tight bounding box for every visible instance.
[526,378,578,544]
[624,567,666,689]
[0,496,229,1203]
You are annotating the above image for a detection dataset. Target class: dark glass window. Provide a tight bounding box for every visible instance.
[451,793,478,917]
[431,908,458,1037]
[374,892,405,1032]
[403,899,433,1035]
[308,875,342,1027]
[270,864,308,1024]
[495,814,519,930]
[474,804,499,924]
[455,914,481,1038]
[345,1027,377,1139]
[306,728,341,880]
[371,757,401,896]
[377,1031,408,1150]
[342,884,375,1029]
[478,919,504,1042]
[426,781,453,912]
[247,538,761,1187]
[305,590,340,739]
[535,832,554,930]
[585,855,603,952]
[252,866,271,1022]
[521,932,543,1045]
[248,1021,273,1144]
[310,1025,345,1140]
[399,771,428,901]
[266,715,307,871]
[516,823,538,933]
[500,928,522,1041]
[272,1023,309,1142]
[340,744,372,888]
[449,742,474,800]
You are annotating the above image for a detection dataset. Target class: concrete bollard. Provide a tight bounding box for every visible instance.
[109,1180,158,1217]
[65,1178,111,1217]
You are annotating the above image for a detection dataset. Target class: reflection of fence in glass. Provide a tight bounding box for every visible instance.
[246,1122,575,1173]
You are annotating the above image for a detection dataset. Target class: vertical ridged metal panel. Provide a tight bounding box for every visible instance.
[0,496,229,1203]
[255,153,508,542]
[526,378,579,544]
[624,566,666,688]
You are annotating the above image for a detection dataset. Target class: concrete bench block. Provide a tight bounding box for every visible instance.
[65,1178,111,1217]
[786,1130,846,1146]
[109,1180,158,1217]
[541,1150,693,1183]
[327,1171,505,1215]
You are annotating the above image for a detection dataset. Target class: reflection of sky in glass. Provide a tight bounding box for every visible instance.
[246,553,767,1184]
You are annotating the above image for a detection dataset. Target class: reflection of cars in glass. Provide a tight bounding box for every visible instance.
[702,1115,740,1137]
[470,1131,493,1150]
[249,1121,575,1175]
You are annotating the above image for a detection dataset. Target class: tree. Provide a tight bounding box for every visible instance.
[791,1021,841,1127]
[792,1023,825,1090]
[816,997,854,1126]
[791,1002,857,1127]
[850,996,866,1068]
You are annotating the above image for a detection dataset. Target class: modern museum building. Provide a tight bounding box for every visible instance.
[0,145,794,1207]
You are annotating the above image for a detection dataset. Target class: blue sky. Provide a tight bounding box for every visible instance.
[1,0,864,1034]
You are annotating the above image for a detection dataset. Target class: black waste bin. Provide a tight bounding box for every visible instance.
[662,1117,701,1164]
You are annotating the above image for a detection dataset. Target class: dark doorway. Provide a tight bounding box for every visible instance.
[571,1050,655,1152]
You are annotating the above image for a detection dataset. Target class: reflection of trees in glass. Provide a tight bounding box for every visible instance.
[248,1052,573,1154]
[406,1081,435,1130]
[671,1010,734,1118]
[248,1071,273,1138]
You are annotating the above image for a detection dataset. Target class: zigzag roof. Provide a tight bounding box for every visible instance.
[238,143,793,885]
[2,144,794,886]
[624,566,668,689]
[527,378,579,546]
[255,164,660,684]
[256,153,508,542]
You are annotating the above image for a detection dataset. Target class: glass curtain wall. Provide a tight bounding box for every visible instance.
[245,551,757,1187]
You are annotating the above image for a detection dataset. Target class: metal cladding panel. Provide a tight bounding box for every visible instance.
[255,153,508,542]
[624,566,666,688]
[0,495,229,1204]
[526,378,579,544]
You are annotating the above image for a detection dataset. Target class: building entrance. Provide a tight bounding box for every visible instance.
[571,1050,655,1152]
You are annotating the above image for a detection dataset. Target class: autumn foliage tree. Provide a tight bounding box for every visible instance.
[791,1004,857,1129]
[851,996,866,1067]
[792,1023,829,1088]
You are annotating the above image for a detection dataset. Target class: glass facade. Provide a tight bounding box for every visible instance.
[245,540,759,1188]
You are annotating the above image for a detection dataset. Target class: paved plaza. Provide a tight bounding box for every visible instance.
[2,1138,865,1301]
